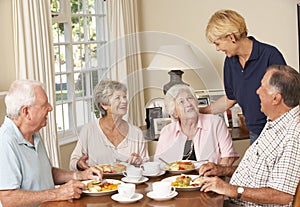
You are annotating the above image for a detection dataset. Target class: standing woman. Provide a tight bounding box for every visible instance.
[201,9,286,144]
[70,80,149,170]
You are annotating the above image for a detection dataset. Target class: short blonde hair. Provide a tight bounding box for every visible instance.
[206,9,248,43]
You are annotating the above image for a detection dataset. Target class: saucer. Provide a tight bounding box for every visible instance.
[147,191,178,201]
[121,176,149,184]
[111,193,143,203]
[142,170,166,177]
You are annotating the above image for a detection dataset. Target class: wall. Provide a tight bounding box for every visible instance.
[138,0,299,103]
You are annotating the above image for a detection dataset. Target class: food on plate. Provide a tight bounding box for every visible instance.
[96,163,126,174]
[171,174,201,188]
[86,180,120,192]
[166,161,195,171]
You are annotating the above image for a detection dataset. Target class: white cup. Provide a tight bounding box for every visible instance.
[152,181,175,197]
[118,183,135,199]
[123,166,143,181]
[140,162,161,175]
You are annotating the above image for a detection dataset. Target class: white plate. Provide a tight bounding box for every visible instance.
[147,191,178,201]
[161,175,202,191]
[111,193,143,203]
[96,163,129,176]
[164,160,197,174]
[82,179,123,196]
[121,176,149,184]
[142,170,166,177]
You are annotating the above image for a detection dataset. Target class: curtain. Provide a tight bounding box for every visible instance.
[108,0,145,126]
[12,0,59,167]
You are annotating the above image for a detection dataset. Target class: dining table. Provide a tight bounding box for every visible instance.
[40,171,225,207]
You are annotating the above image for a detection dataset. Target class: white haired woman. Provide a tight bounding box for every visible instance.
[70,80,149,170]
[154,84,239,166]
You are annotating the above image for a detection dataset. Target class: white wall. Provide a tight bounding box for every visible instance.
[138,0,300,103]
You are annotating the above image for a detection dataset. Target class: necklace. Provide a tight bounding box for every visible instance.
[183,140,194,160]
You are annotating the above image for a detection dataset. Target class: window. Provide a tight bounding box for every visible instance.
[51,0,110,144]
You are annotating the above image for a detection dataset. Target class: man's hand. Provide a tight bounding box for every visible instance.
[199,176,234,196]
[75,166,103,181]
[53,179,86,201]
[199,162,225,177]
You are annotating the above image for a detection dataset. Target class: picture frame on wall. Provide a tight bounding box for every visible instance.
[197,97,210,108]
[153,118,172,135]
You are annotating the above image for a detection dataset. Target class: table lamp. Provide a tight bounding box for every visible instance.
[147,44,203,94]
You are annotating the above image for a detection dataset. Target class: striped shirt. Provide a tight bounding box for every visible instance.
[230,106,300,207]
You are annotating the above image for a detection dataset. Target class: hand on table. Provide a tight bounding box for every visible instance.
[199,176,231,196]
[54,179,86,201]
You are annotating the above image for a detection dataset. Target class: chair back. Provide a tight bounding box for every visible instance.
[293,180,300,207]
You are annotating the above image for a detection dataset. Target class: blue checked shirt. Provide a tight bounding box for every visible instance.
[229,106,300,207]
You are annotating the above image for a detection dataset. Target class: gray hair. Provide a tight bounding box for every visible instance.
[93,80,127,117]
[164,84,197,120]
[5,79,44,119]
[267,65,300,107]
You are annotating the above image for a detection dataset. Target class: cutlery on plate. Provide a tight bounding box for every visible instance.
[158,158,171,166]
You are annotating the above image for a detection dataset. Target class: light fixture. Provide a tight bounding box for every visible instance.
[147,44,203,94]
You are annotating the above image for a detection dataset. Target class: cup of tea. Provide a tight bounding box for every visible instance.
[118,183,135,199]
[123,166,143,182]
[140,161,161,175]
[152,181,175,197]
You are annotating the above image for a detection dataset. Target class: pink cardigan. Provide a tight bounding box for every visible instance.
[154,114,239,163]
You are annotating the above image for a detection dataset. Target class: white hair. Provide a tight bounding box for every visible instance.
[164,84,197,119]
[5,80,44,119]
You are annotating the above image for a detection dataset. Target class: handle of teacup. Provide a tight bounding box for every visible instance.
[140,165,145,171]
[170,186,176,192]
[123,171,128,177]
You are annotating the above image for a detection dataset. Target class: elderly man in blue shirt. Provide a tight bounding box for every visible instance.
[0,80,103,207]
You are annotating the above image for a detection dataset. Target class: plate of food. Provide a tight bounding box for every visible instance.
[96,163,127,175]
[82,179,124,196]
[161,174,203,191]
[164,160,196,174]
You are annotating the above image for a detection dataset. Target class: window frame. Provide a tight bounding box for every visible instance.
[51,0,110,145]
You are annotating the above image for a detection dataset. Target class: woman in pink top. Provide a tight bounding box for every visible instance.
[154,84,239,166]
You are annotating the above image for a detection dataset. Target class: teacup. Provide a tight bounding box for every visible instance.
[118,183,135,199]
[140,162,161,175]
[152,181,175,197]
[123,166,143,182]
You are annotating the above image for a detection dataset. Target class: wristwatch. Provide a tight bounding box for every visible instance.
[237,187,244,199]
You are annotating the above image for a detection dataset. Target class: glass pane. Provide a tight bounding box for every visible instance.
[74,72,85,97]
[56,103,70,131]
[75,100,93,127]
[52,23,66,43]
[54,45,67,73]
[73,44,85,71]
[87,0,95,14]
[55,74,69,101]
[71,0,83,14]
[88,16,97,41]
[50,0,61,13]
[72,16,83,42]
[86,43,98,68]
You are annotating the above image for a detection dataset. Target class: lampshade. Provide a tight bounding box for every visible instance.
[147,44,203,71]
[147,44,203,94]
